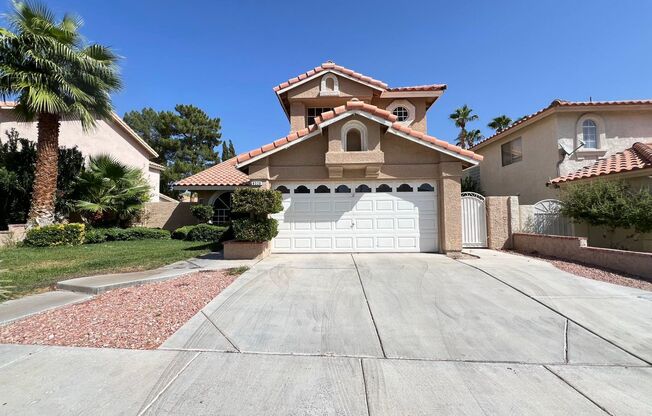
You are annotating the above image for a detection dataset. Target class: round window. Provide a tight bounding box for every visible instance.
[392,106,409,122]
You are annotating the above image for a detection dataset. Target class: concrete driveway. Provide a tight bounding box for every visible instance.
[1,251,651,415]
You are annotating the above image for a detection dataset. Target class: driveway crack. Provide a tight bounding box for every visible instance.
[351,254,387,359]
[201,310,241,353]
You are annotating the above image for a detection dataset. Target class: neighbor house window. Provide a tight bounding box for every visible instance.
[501,138,522,166]
[306,107,333,126]
[582,120,598,148]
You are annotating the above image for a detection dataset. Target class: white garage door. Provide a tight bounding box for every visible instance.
[270,182,438,253]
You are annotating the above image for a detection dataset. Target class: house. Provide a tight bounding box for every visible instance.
[0,101,164,202]
[174,62,482,253]
[470,99,652,204]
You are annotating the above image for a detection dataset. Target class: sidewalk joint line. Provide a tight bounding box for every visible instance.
[351,253,387,358]
[360,359,372,416]
[201,310,241,353]
[543,365,614,416]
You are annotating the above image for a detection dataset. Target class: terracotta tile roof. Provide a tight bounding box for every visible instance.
[549,142,652,184]
[273,62,389,92]
[385,84,447,92]
[174,158,250,187]
[472,99,652,150]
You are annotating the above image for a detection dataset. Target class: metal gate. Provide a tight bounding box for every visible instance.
[533,199,573,236]
[461,192,487,248]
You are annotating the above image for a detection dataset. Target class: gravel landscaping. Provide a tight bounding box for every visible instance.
[511,251,652,292]
[0,270,241,349]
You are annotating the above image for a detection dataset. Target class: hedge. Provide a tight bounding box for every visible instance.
[190,204,214,223]
[232,218,278,242]
[83,227,170,244]
[231,188,282,216]
[172,224,226,241]
[24,223,85,247]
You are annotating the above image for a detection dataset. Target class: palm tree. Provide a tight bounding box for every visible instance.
[488,115,512,133]
[74,155,150,227]
[449,105,478,149]
[0,2,121,227]
[465,129,483,148]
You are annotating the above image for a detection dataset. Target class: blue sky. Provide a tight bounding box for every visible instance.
[3,0,651,153]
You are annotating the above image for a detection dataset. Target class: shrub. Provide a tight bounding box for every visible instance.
[186,224,226,242]
[83,227,170,244]
[172,225,194,240]
[461,177,483,195]
[190,204,214,223]
[560,181,652,233]
[24,223,85,247]
[232,218,278,242]
[231,188,282,216]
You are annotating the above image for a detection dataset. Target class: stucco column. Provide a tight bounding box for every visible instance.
[437,161,463,253]
[289,101,306,132]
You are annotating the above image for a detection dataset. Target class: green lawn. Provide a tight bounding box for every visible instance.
[0,239,215,298]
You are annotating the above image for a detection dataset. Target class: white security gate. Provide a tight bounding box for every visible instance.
[270,182,438,252]
[533,199,573,236]
[461,192,487,248]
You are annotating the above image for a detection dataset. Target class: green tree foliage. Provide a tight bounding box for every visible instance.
[73,155,150,227]
[221,139,236,160]
[0,128,83,229]
[560,180,652,233]
[461,177,483,195]
[230,188,283,242]
[487,115,512,133]
[449,105,481,149]
[190,204,214,223]
[0,1,121,226]
[123,105,222,197]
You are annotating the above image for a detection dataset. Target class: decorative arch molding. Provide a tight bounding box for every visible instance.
[341,119,368,152]
[320,73,340,96]
[575,113,606,150]
[386,99,416,126]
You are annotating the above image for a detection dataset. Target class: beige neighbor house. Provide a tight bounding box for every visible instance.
[470,99,652,204]
[0,101,165,202]
[174,62,483,253]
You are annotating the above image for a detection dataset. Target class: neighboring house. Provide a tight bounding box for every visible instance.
[174,61,482,253]
[0,101,163,202]
[548,142,652,252]
[470,99,652,204]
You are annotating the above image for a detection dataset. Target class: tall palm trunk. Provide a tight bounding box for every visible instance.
[27,113,60,227]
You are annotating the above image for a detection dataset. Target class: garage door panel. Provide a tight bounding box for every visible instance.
[272,182,438,253]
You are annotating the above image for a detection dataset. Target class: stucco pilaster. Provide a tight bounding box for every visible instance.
[437,161,462,252]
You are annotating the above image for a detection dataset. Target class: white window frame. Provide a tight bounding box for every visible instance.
[341,120,368,152]
[386,99,416,126]
[320,74,340,96]
[575,113,606,152]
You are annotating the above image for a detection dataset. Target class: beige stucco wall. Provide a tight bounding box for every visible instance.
[556,109,652,176]
[372,97,428,133]
[476,115,560,204]
[0,109,157,199]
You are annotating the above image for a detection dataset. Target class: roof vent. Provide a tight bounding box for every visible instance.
[350,98,360,102]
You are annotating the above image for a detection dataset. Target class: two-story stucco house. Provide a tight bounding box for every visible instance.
[470,99,652,204]
[0,101,164,201]
[174,62,483,253]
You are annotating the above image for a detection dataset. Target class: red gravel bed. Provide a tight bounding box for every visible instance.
[510,251,652,292]
[0,270,239,350]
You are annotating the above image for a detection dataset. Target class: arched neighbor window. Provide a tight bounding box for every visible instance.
[582,119,598,148]
[341,120,368,152]
[320,74,339,96]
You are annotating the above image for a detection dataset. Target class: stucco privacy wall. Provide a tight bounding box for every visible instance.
[136,202,198,231]
[484,196,519,250]
[513,233,652,279]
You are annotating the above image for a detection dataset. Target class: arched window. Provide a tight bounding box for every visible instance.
[315,185,330,194]
[335,185,351,193]
[392,106,409,122]
[355,184,372,193]
[294,185,310,194]
[397,184,413,192]
[341,120,368,152]
[582,119,598,148]
[376,184,392,192]
[320,74,339,96]
[387,99,415,125]
[212,192,232,225]
[418,183,434,192]
[276,185,290,194]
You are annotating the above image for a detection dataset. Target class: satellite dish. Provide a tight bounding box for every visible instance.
[558,142,573,155]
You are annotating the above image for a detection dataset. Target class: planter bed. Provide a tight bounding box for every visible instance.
[0,269,242,349]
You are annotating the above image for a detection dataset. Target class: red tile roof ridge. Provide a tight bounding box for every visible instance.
[273,62,388,92]
[386,84,447,92]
